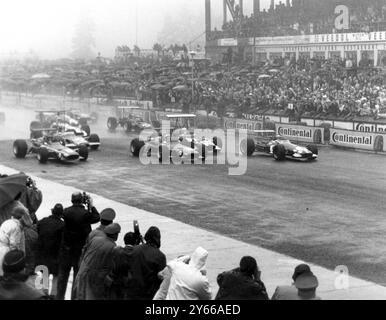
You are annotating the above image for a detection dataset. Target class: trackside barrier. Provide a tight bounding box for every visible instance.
[330,128,386,152]
[275,123,325,144]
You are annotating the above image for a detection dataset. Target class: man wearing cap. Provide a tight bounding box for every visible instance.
[87,208,116,243]
[72,223,121,300]
[36,204,65,297]
[0,249,47,300]
[56,192,100,300]
[271,264,321,300]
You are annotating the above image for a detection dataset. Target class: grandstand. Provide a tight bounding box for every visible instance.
[205,0,386,66]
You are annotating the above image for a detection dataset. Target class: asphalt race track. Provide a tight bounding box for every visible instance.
[1,105,386,286]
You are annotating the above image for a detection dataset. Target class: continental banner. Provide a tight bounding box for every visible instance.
[275,124,324,144]
[330,129,385,152]
[223,117,264,131]
[354,122,386,133]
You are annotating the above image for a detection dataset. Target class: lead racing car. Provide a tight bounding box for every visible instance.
[240,130,318,161]
[13,129,89,164]
[130,114,222,163]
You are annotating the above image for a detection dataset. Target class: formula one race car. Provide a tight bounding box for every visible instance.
[130,114,222,162]
[30,111,100,150]
[66,109,98,125]
[107,107,153,133]
[240,130,318,161]
[13,129,89,164]
[31,110,92,136]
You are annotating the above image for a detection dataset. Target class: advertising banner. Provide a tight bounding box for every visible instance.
[330,129,385,152]
[223,117,264,131]
[275,124,324,144]
[354,122,386,133]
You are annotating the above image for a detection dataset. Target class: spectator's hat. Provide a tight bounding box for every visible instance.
[295,272,319,290]
[104,223,121,236]
[292,264,311,282]
[2,249,26,273]
[100,208,116,222]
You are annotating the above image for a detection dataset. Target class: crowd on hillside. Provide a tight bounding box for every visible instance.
[2,49,386,122]
[0,173,321,300]
[209,0,386,40]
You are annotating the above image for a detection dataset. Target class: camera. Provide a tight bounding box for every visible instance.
[26,176,35,188]
[133,220,144,245]
[81,192,91,209]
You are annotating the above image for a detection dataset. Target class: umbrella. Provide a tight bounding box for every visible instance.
[172,85,189,91]
[31,73,51,80]
[0,173,27,208]
[151,84,167,90]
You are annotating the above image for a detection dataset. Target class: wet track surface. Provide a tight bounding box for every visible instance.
[1,105,386,285]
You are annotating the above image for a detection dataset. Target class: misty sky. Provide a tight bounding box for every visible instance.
[0,0,272,59]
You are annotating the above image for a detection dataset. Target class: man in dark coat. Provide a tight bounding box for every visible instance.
[56,192,100,300]
[36,204,65,297]
[106,232,137,300]
[0,250,47,300]
[126,227,166,300]
[215,256,269,300]
[72,223,121,300]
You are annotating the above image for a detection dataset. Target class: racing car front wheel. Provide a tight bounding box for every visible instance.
[130,138,145,157]
[37,148,49,164]
[79,145,89,161]
[88,134,100,150]
[306,144,319,155]
[273,144,286,161]
[13,140,28,159]
[240,139,255,157]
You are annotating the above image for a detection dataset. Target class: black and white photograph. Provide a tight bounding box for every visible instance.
[0,0,386,310]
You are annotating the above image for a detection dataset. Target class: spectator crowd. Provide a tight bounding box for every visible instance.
[0,173,322,300]
[209,0,386,40]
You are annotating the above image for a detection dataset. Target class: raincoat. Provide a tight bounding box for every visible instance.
[72,236,116,300]
[166,247,212,300]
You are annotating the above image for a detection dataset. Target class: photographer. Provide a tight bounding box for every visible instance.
[56,192,100,300]
[18,176,42,225]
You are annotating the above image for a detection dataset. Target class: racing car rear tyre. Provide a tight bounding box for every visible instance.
[306,144,319,155]
[88,134,100,150]
[79,144,89,161]
[273,144,286,161]
[240,139,255,157]
[107,117,118,131]
[130,138,145,157]
[13,140,28,159]
[81,125,91,136]
[37,148,49,164]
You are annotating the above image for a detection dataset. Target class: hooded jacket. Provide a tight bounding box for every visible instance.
[166,247,212,300]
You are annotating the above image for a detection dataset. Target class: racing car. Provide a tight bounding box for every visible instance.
[66,109,98,125]
[30,111,100,150]
[13,129,89,164]
[240,130,318,161]
[107,107,154,133]
[130,114,222,163]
